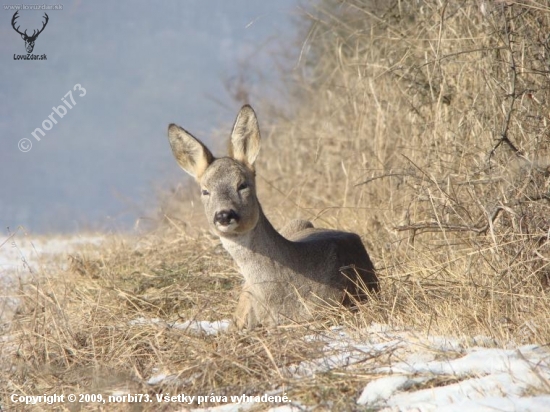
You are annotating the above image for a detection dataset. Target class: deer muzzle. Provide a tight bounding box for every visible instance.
[214,209,240,228]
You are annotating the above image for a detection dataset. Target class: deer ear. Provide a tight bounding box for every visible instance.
[229,105,261,168]
[168,124,214,180]
[20,34,25,40]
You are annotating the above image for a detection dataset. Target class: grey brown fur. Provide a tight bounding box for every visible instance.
[168,105,379,328]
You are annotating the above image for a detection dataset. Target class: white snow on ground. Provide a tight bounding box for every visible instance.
[0,232,104,323]
[172,320,231,335]
[0,232,104,273]
[128,317,231,336]
[362,338,550,411]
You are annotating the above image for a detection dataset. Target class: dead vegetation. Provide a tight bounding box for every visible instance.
[2,0,550,410]
[1,232,389,411]
[256,0,550,342]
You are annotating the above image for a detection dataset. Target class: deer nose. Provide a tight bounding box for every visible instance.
[214,209,239,226]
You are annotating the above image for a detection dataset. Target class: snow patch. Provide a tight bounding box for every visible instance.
[128,317,230,336]
[357,376,427,405]
[0,234,104,274]
[0,233,104,324]
[172,320,231,335]
[354,329,550,411]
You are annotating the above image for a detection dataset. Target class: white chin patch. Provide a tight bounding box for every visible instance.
[215,222,239,233]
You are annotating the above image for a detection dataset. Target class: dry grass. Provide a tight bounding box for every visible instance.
[2,0,550,410]
[1,231,387,411]
[255,0,550,342]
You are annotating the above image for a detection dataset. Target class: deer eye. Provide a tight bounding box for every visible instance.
[237,182,248,191]
[201,189,210,196]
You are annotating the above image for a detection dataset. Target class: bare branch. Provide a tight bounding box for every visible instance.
[489,5,522,160]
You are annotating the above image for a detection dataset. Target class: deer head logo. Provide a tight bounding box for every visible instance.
[11,11,49,54]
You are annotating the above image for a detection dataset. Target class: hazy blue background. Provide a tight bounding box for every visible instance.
[1,0,302,234]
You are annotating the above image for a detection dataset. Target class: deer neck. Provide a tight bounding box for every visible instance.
[219,207,294,279]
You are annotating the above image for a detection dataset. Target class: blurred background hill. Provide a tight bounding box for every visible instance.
[1,0,299,233]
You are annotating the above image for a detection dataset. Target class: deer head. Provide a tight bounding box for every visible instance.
[11,11,49,53]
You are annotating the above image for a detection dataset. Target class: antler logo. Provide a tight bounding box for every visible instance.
[11,11,49,53]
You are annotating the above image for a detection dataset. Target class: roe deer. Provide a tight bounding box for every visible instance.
[168,105,379,329]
